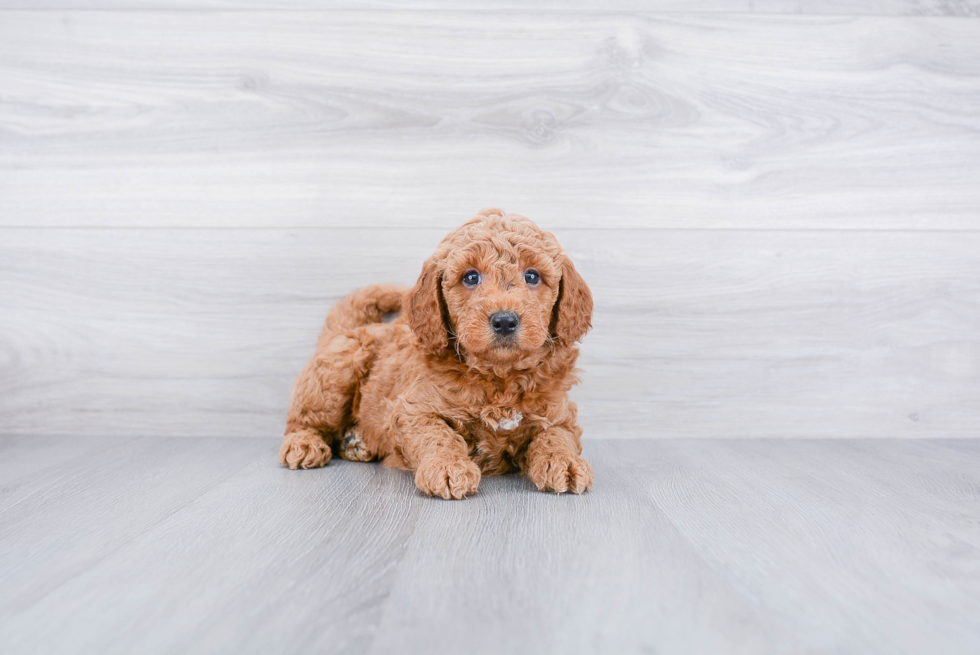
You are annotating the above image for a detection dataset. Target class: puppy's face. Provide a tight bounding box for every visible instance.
[407,209,593,368]
[441,234,561,363]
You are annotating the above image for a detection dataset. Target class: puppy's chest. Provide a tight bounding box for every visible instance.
[457,396,541,474]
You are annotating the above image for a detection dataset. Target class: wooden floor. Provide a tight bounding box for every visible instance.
[0,436,977,654]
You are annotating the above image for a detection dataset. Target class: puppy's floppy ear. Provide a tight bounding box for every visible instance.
[550,256,593,345]
[406,257,450,351]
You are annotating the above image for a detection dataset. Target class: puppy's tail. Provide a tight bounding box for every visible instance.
[323,284,408,333]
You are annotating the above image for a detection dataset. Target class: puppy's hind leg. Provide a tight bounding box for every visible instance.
[279,331,372,470]
[339,426,375,462]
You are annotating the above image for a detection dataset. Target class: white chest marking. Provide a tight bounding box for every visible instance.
[497,413,523,431]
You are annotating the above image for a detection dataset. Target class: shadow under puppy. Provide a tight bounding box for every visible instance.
[279,208,594,499]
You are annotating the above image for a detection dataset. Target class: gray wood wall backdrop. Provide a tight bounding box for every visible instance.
[1,2,978,440]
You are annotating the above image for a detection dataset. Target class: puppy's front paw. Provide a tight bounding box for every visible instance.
[279,430,332,469]
[415,456,481,500]
[527,451,594,494]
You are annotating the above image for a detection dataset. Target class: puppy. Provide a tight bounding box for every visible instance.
[279,208,593,499]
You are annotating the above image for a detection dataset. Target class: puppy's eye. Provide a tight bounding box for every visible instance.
[524,270,541,286]
[462,270,482,287]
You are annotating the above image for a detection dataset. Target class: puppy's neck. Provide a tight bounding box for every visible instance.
[440,343,577,384]
[463,349,545,378]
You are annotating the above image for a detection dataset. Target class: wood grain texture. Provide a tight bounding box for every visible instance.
[0,1,978,15]
[1,12,979,229]
[1,228,978,439]
[0,438,978,654]
[0,437,269,616]
[610,438,980,653]
[1,7,979,443]
[0,435,115,513]
[0,440,423,654]
[365,441,794,655]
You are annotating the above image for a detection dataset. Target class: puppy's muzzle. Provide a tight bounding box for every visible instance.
[489,311,520,338]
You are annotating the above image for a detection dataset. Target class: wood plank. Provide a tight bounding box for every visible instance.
[0,436,120,513]
[616,438,980,652]
[0,441,424,654]
[0,437,270,617]
[365,442,794,654]
[1,12,979,228]
[1,227,977,439]
[0,2,977,15]
[1,438,978,654]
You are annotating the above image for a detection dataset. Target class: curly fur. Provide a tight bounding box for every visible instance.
[279,208,594,499]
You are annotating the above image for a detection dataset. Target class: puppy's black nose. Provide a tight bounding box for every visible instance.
[489,311,520,336]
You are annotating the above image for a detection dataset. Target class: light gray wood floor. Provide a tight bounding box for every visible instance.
[1,436,977,654]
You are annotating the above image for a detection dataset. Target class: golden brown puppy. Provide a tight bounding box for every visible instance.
[279,208,593,499]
